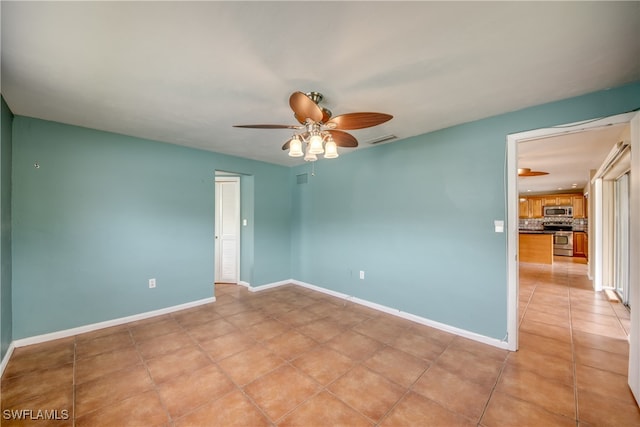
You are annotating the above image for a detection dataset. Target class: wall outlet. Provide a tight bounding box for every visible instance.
[359,271,365,280]
[149,278,156,289]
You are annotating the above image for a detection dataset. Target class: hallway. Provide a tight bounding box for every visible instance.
[515,257,637,425]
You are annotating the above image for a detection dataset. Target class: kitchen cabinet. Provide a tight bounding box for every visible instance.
[530,198,543,218]
[519,198,529,218]
[573,195,586,218]
[519,233,553,264]
[519,193,587,219]
[541,195,572,206]
[519,197,544,219]
[557,196,573,205]
[574,231,588,257]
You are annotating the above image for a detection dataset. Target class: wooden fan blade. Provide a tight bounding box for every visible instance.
[328,130,358,147]
[326,112,393,130]
[282,140,291,151]
[233,124,301,129]
[289,92,323,123]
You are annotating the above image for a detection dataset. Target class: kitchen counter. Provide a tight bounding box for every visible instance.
[519,232,553,264]
[519,230,554,234]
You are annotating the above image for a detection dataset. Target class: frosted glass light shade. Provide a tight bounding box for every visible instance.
[308,134,324,154]
[304,150,317,162]
[324,140,339,159]
[288,136,303,157]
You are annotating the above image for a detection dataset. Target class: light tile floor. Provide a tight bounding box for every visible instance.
[1,257,639,426]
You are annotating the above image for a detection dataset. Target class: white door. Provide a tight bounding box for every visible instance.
[215,177,240,283]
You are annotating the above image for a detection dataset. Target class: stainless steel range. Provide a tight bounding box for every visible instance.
[543,220,574,256]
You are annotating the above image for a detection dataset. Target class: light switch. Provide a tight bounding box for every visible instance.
[494,220,504,233]
[242,219,248,226]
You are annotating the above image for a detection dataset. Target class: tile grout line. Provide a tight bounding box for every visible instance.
[131,323,176,426]
[567,276,580,427]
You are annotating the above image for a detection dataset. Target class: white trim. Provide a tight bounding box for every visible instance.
[506,133,519,351]
[12,297,215,348]
[0,342,16,377]
[248,279,292,292]
[279,279,509,350]
[238,281,251,288]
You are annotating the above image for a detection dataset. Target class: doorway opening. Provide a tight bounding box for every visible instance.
[507,110,640,404]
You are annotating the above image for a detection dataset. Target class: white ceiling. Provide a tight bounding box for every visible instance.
[518,122,630,194]
[2,2,639,177]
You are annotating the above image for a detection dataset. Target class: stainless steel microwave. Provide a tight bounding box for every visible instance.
[544,206,573,217]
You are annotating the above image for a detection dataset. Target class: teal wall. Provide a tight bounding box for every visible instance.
[240,174,255,284]
[291,81,640,340]
[5,81,640,343]
[11,118,291,339]
[1,96,13,359]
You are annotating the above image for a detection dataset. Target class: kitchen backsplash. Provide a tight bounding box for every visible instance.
[519,218,588,232]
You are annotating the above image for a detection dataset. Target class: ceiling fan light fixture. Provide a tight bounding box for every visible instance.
[288,136,303,157]
[308,133,324,154]
[324,139,339,159]
[304,150,317,162]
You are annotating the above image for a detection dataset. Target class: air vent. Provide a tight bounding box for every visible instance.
[365,134,397,145]
[296,173,308,184]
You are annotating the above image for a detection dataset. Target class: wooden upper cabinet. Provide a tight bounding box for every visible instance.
[573,195,586,218]
[557,196,573,205]
[519,193,586,219]
[530,198,543,218]
[519,198,529,218]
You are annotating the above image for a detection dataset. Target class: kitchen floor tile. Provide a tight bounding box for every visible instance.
[496,364,575,419]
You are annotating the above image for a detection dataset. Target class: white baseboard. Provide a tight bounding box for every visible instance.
[238,281,251,288]
[247,279,293,293]
[12,296,216,348]
[0,342,16,377]
[253,279,510,350]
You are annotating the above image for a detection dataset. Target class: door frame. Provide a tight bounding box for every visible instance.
[214,176,240,284]
[506,111,638,354]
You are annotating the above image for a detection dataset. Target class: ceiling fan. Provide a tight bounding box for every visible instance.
[518,168,549,177]
[233,91,393,161]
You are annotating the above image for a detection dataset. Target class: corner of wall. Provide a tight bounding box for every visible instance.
[0,95,14,361]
